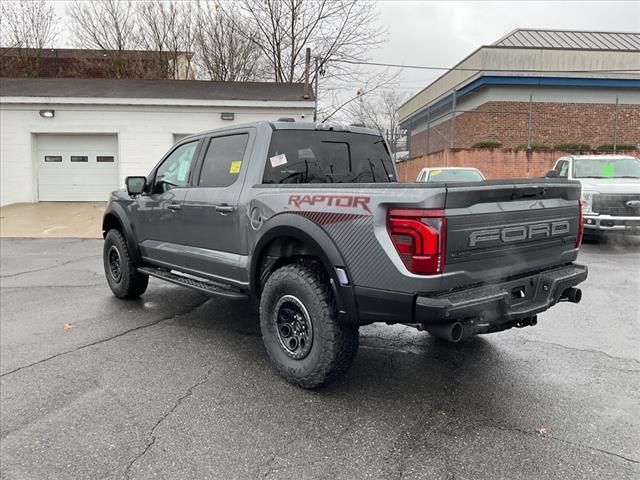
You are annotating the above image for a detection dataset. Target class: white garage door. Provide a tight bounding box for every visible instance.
[37,134,119,201]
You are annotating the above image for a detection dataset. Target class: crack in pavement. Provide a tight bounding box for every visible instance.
[120,331,255,479]
[0,254,102,279]
[121,365,216,480]
[492,424,640,466]
[522,338,640,365]
[0,300,209,378]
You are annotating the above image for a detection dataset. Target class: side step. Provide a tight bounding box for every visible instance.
[138,267,248,299]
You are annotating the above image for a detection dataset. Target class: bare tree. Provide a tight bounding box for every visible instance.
[136,1,196,79]
[219,0,385,84]
[346,88,404,132]
[194,1,264,81]
[0,0,58,77]
[0,0,58,49]
[344,88,407,151]
[66,0,140,78]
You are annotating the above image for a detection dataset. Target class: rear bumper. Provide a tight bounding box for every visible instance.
[415,263,588,325]
[584,214,640,233]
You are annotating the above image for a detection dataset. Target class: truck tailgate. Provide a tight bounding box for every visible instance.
[442,180,582,289]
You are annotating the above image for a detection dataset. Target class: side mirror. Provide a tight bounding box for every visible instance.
[126,176,146,196]
[545,170,559,178]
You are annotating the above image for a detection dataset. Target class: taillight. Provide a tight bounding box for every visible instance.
[576,200,584,248]
[387,209,446,275]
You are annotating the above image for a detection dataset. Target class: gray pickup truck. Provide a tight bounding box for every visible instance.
[102,121,587,388]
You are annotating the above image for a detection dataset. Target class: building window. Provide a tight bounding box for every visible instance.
[71,156,88,162]
[44,156,62,162]
[97,156,115,162]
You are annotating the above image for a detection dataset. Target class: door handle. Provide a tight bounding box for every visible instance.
[167,203,182,212]
[215,204,235,215]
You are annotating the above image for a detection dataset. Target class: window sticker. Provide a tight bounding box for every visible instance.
[229,160,242,174]
[430,169,443,176]
[601,163,615,177]
[270,153,288,167]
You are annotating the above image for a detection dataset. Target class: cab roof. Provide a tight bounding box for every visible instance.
[178,121,381,143]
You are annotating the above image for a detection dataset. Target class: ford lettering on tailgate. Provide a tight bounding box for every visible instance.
[469,220,570,247]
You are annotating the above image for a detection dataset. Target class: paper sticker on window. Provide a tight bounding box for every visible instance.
[270,153,287,167]
[601,163,615,177]
[229,160,242,174]
[430,170,443,176]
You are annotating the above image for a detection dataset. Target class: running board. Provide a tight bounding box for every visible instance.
[138,267,248,299]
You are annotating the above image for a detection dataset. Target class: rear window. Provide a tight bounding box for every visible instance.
[263,130,395,184]
[427,169,484,182]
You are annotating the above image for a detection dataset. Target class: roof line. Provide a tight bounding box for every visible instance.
[0,96,315,108]
[492,28,522,46]
[0,77,308,87]
[0,46,194,55]
[399,76,640,128]
[481,44,640,53]
[397,44,639,113]
[492,27,640,40]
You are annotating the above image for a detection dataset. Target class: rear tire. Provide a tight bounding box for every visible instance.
[103,229,148,299]
[260,263,359,389]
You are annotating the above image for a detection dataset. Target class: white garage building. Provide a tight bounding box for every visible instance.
[0,78,315,205]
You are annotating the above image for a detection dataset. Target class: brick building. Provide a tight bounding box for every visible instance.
[399,29,640,160]
[0,47,194,80]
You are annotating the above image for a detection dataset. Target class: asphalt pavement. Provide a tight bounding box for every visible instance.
[1,237,639,480]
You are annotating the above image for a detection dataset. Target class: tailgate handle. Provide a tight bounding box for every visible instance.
[512,186,548,199]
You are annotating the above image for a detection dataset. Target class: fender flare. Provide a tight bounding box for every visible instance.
[102,203,142,265]
[250,213,359,325]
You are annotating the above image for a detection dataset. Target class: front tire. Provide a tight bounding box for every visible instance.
[260,263,359,389]
[103,229,148,299]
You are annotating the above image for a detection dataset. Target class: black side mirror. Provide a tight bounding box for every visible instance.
[545,170,559,178]
[126,176,146,196]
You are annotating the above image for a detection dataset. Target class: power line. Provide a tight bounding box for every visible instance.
[331,59,640,74]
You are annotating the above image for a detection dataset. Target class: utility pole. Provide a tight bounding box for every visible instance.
[303,48,311,100]
[426,108,431,155]
[313,56,320,122]
[527,94,533,149]
[450,89,457,149]
[613,96,619,152]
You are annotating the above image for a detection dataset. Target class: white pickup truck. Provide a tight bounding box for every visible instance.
[548,155,640,235]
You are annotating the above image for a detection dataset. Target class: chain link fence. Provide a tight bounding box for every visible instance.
[406,94,639,158]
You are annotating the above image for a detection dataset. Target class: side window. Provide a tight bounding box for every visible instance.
[153,141,198,194]
[198,134,249,187]
[555,160,569,178]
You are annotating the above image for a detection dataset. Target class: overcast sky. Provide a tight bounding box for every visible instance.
[372,1,640,95]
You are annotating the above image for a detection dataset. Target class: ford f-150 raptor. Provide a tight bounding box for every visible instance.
[102,121,588,388]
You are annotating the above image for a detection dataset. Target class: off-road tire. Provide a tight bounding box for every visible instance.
[103,229,148,299]
[260,263,359,389]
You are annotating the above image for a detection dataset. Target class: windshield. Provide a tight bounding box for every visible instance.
[427,169,484,182]
[573,157,640,179]
[263,130,395,184]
